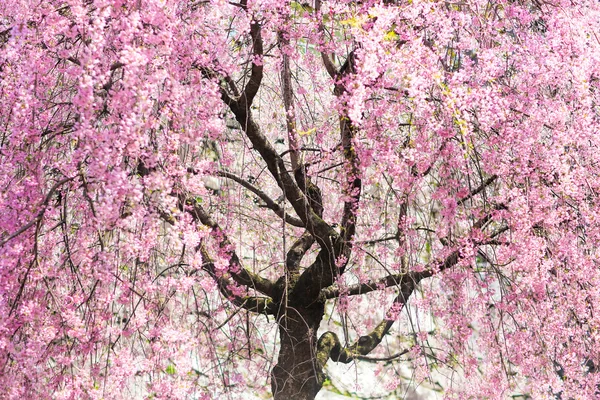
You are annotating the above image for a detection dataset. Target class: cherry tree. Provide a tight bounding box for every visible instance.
[2,0,600,399]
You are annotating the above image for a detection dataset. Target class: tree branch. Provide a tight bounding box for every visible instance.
[285,231,315,274]
[321,272,408,299]
[225,94,336,245]
[287,110,362,305]
[458,175,498,206]
[216,171,305,227]
[0,176,75,247]
[314,0,338,80]
[331,49,361,268]
[178,195,276,297]
[336,109,361,266]
[239,18,263,109]
[278,30,301,172]
[360,235,398,245]
[323,207,506,301]
[317,276,416,364]
[355,349,409,362]
[317,241,468,365]
[198,244,276,315]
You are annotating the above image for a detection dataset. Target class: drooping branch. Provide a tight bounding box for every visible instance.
[0,176,75,248]
[224,86,336,245]
[216,171,305,227]
[177,194,276,297]
[316,209,509,364]
[278,30,301,172]
[317,277,416,365]
[206,16,333,242]
[458,175,498,206]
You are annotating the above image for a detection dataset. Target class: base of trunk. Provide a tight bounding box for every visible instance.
[271,305,326,400]
[271,363,323,400]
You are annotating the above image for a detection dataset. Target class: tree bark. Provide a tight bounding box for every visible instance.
[271,304,325,400]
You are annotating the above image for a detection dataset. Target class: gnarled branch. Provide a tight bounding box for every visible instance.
[317,277,415,365]
[285,231,315,274]
[199,244,276,315]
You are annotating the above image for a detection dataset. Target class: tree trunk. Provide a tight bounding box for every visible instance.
[271,304,325,400]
